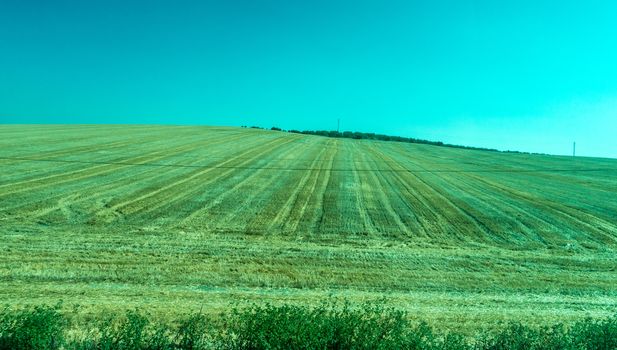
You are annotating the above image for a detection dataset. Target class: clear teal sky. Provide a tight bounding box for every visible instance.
[1,1,616,158]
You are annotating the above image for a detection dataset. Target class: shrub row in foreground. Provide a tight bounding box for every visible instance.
[0,301,615,350]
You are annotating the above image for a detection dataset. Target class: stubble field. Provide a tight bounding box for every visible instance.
[1,124,616,333]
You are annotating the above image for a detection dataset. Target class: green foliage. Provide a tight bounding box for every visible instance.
[68,310,173,350]
[174,313,215,350]
[476,318,617,350]
[0,304,65,350]
[1,303,616,350]
[226,300,458,349]
[570,316,617,350]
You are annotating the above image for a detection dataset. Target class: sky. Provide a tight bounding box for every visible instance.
[1,1,616,158]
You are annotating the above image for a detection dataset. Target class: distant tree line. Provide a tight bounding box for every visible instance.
[239,125,538,154]
[242,125,500,152]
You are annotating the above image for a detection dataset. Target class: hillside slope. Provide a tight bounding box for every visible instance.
[2,124,616,246]
[1,124,616,331]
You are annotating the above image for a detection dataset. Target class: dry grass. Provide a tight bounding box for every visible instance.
[1,124,616,333]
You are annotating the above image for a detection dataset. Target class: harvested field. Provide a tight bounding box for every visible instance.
[1,124,616,332]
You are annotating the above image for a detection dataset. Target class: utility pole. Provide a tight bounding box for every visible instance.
[337,118,340,133]
[573,141,576,157]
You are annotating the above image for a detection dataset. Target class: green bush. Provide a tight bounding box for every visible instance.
[476,318,617,350]
[174,313,215,350]
[0,304,65,350]
[1,302,615,350]
[224,300,457,349]
[68,310,173,350]
[570,316,617,350]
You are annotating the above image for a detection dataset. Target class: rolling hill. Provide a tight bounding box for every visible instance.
[1,124,616,332]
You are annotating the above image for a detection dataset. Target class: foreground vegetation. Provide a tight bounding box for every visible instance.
[1,125,616,335]
[2,302,616,350]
